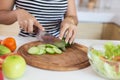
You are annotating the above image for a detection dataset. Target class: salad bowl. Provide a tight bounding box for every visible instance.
[88,42,120,80]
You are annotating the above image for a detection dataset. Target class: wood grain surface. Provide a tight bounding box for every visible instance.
[17,41,90,71]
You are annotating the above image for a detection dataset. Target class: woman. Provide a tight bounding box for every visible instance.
[0,0,78,44]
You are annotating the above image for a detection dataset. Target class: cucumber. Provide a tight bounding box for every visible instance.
[53,40,66,50]
[46,44,57,48]
[28,47,39,54]
[62,38,72,48]
[37,49,46,55]
[37,44,46,50]
[28,44,64,55]
[53,47,62,54]
[46,48,55,54]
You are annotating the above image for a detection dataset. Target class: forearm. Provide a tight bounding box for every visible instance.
[0,10,17,25]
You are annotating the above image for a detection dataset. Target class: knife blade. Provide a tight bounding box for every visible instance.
[37,31,66,51]
[37,31,59,43]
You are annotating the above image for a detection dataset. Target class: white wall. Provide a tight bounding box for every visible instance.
[75,0,120,9]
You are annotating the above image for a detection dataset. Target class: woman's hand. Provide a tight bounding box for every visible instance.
[15,9,44,33]
[59,17,77,44]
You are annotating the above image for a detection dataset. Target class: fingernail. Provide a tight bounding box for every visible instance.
[65,40,68,43]
[59,37,62,40]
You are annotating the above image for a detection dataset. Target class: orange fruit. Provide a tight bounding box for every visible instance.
[1,37,16,52]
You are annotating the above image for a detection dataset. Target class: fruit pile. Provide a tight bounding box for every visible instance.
[0,37,17,69]
[0,37,16,52]
[0,37,26,79]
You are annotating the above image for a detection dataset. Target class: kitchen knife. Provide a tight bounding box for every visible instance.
[37,31,60,43]
[37,31,67,51]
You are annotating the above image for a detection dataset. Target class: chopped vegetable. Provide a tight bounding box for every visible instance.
[28,47,39,54]
[46,48,55,54]
[53,47,62,54]
[46,44,57,48]
[37,44,46,50]
[37,49,46,55]
[28,44,64,55]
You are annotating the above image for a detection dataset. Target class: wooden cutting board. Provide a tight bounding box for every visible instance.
[17,41,90,71]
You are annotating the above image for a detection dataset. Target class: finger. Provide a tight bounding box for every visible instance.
[69,26,77,44]
[28,19,34,33]
[34,20,44,31]
[65,27,73,43]
[20,20,27,32]
[23,20,28,32]
[69,30,76,44]
[19,21,24,29]
[59,23,69,39]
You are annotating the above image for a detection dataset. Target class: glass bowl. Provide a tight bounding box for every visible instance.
[88,42,120,80]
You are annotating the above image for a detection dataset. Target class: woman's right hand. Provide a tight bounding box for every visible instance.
[15,9,44,33]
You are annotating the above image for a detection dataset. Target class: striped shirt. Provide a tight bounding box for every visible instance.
[15,0,68,37]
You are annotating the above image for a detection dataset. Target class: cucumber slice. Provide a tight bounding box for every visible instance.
[53,47,62,54]
[28,47,39,54]
[37,49,46,55]
[46,44,57,48]
[46,48,55,54]
[37,44,46,50]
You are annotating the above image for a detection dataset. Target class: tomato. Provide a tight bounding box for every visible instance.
[1,37,16,52]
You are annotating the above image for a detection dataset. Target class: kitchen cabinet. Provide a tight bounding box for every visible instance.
[102,23,120,40]
[76,22,103,39]
[76,23,120,40]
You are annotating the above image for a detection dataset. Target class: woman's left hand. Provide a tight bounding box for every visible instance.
[59,17,77,44]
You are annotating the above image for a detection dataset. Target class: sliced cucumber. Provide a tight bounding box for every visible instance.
[46,44,57,48]
[37,49,46,55]
[37,44,46,50]
[46,48,55,54]
[28,47,39,54]
[28,44,63,55]
[53,47,62,54]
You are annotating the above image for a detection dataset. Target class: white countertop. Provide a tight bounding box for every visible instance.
[1,36,120,80]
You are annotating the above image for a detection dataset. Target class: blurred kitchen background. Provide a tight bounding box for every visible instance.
[0,0,120,40]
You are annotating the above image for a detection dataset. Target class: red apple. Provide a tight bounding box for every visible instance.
[2,54,26,79]
[0,54,9,70]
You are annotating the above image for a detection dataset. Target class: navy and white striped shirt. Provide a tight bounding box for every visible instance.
[15,0,68,37]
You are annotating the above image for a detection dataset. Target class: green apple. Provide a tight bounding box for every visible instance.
[0,45,11,55]
[2,55,26,79]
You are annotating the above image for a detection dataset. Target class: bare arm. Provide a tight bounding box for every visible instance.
[0,0,44,32]
[59,0,78,44]
[0,0,17,25]
[65,0,78,25]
